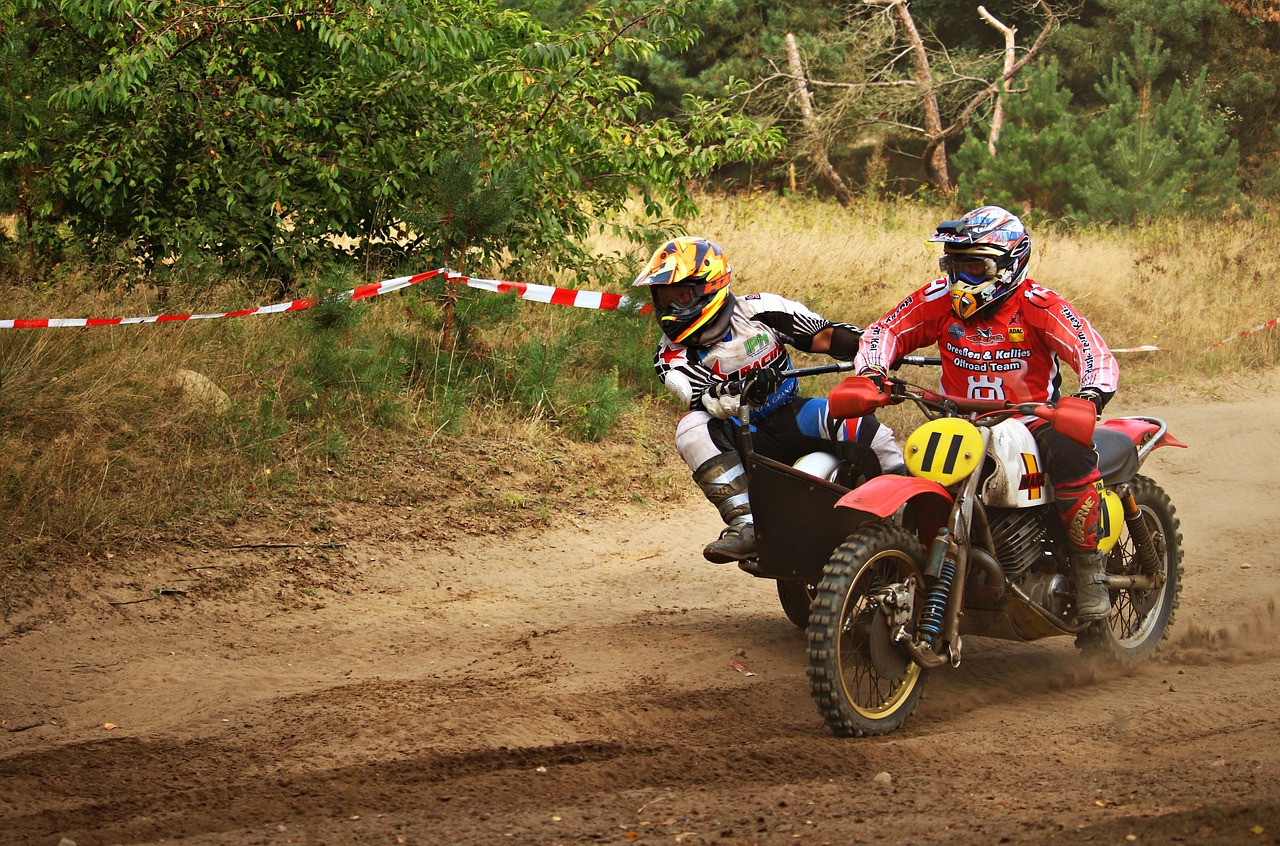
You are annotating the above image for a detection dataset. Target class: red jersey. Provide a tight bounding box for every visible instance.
[855,278,1119,403]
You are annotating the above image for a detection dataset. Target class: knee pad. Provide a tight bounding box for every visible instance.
[675,411,724,470]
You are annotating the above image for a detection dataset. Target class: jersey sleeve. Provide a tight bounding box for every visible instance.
[854,279,951,372]
[737,292,833,351]
[1024,284,1120,394]
[652,340,717,410]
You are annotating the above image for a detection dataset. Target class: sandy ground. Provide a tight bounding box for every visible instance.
[2,388,1279,846]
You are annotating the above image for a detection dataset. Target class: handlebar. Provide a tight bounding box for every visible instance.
[778,355,941,380]
[873,378,1099,447]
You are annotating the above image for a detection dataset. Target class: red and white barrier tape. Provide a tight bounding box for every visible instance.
[1206,316,1280,351]
[3,267,1271,354]
[0,268,647,329]
[446,271,647,313]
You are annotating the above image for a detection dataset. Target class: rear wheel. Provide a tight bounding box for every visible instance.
[1077,476,1183,665]
[777,580,818,628]
[807,522,930,737]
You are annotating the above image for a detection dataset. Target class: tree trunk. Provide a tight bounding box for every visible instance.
[786,33,858,207]
[885,0,952,193]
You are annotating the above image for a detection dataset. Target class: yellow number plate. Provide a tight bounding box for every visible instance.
[904,418,983,486]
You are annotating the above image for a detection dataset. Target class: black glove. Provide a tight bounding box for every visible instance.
[1072,387,1105,416]
[706,379,743,401]
[742,368,781,405]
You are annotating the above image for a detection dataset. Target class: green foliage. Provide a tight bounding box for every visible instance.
[0,0,783,283]
[953,62,1091,219]
[1078,27,1240,222]
[1053,0,1280,171]
[483,285,659,440]
[954,31,1240,224]
[561,367,628,441]
[621,0,849,115]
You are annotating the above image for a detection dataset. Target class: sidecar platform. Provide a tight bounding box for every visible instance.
[744,454,870,584]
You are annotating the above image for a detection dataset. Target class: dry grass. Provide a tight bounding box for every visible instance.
[615,193,1280,400]
[2,194,1278,606]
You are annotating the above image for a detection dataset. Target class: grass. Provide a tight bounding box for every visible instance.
[609,192,1280,400]
[1,193,1278,608]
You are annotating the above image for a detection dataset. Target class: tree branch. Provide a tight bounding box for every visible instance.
[978,6,1016,154]
[786,33,857,206]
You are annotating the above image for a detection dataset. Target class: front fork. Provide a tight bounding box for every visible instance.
[876,431,989,671]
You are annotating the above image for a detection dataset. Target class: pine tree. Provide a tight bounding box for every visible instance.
[952,61,1093,220]
[1077,25,1240,222]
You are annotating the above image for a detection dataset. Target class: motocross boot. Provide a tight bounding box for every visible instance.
[692,452,757,563]
[1054,471,1110,622]
[1071,550,1112,622]
[705,520,756,564]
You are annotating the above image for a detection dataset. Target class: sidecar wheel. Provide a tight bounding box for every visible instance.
[777,580,818,628]
[807,522,929,737]
[1077,476,1184,666]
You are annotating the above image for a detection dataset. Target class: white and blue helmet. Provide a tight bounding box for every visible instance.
[928,206,1032,320]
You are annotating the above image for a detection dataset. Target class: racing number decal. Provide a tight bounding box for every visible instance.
[904,419,983,486]
[921,430,965,476]
[1020,453,1045,499]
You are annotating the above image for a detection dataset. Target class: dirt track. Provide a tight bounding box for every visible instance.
[3,389,1280,846]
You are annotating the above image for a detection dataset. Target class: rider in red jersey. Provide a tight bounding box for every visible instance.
[854,206,1120,621]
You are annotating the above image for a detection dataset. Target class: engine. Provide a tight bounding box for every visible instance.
[987,508,1047,579]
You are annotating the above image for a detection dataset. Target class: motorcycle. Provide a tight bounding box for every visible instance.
[735,362,1185,737]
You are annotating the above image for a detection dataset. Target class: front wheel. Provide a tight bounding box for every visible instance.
[1077,475,1183,665]
[807,522,929,737]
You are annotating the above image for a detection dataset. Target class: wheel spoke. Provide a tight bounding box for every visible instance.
[809,522,930,736]
[1078,477,1182,666]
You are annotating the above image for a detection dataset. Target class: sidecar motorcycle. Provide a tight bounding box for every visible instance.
[735,361,1185,737]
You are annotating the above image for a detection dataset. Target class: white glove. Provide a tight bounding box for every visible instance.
[701,381,742,419]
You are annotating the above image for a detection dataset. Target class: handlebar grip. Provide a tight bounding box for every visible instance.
[892,355,941,369]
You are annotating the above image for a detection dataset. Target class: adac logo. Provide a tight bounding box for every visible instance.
[1009,326,1024,343]
[966,327,1006,346]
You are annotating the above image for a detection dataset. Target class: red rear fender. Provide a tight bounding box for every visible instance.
[1099,418,1188,450]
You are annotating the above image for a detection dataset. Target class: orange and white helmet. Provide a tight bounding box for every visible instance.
[633,236,735,346]
[929,206,1032,320]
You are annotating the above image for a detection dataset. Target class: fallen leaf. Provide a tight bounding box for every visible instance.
[103,723,118,730]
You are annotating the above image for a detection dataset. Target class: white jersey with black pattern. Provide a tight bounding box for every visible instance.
[652,292,843,413]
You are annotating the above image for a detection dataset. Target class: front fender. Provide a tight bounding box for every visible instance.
[835,474,952,519]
